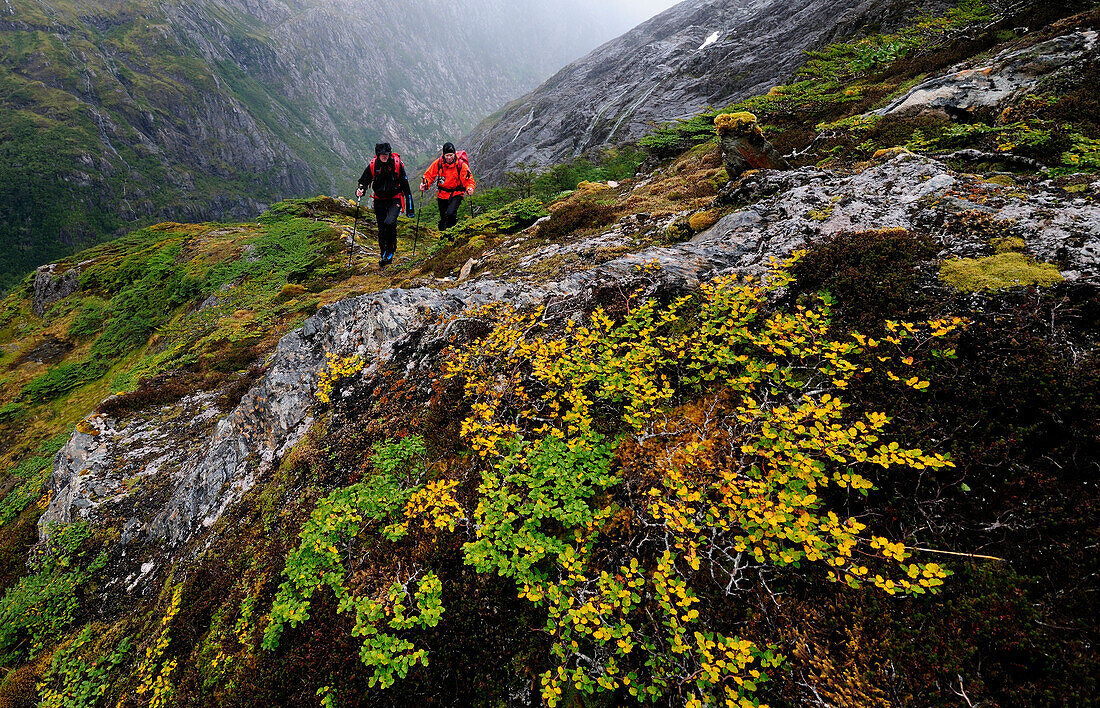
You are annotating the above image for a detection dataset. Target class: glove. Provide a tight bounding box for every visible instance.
[406,206,415,218]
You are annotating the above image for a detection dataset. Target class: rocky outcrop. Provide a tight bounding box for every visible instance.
[464,0,956,184]
[875,30,1099,118]
[32,264,81,316]
[40,155,1100,595]
[708,154,1100,279]
[717,113,787,179]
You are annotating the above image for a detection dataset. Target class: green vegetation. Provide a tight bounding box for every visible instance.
[16,214,341,404]
[263,436,446,692]
[36,625,132,708]
[0,1,352,295]
[0,522,104,665]
[939,252,1065,292]
[0,432,70,528]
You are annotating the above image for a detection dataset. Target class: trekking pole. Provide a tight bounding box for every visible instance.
[348,194,362,268]
[413,190,423,256]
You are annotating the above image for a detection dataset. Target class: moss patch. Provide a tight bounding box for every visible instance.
[940,252,1064,292]
[688,210,721,232]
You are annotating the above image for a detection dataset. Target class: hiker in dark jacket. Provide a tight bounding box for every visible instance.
[357,142,414,267]
[421,142,475,231]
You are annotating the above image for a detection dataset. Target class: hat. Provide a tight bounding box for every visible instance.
[375,142,392,156]
[441,142,456,155]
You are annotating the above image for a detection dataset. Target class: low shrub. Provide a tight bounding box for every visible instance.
[21,358,110,403]
[536,199,617,242]
[791,228,937,329]
[0,522,105,665]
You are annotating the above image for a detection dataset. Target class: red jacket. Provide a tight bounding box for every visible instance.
[422,157,475,198]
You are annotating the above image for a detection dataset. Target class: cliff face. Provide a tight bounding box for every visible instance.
[0,0,628,292]
[464,0,955,183]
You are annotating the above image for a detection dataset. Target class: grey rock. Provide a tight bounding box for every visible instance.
[875,30,1099,118]
[33,264,81,316]
[720,132,788,180]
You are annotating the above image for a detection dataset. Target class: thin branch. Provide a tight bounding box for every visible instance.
[911,547,1005,562]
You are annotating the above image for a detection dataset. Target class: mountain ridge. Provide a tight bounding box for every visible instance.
[0,2,1098,705]
[464,0,961,183]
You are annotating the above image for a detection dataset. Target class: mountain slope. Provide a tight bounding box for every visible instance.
[0,3,1098,707]
[464,0,961,183]
[0,0,632,293]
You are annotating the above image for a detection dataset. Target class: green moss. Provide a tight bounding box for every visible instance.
[991,237,1026,254]
[662,217,694,243]
[688,210,721,232]
[940,253,1064,292]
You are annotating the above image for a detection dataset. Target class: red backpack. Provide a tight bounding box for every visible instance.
[436,151,470,194]
[369,152,403,184]
[369,153,406,209]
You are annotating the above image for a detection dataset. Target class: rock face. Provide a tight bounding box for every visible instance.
[875,30,1100,118]
[40,154,1100,593]
[32,265,81,317]
[464,0,954,184]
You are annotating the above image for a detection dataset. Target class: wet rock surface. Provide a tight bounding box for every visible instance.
[720,132,788,180]
[40,155,1100,592]
[15,335,74,366]
[875,30,1099,118]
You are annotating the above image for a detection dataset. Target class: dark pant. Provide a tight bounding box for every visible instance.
[374,197,402,258]
[438,195,463,231]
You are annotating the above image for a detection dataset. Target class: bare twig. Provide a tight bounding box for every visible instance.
[911,547,1006,562]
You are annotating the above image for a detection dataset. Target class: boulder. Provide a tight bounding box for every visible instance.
[32,264,81,316]
[716,112,788,180]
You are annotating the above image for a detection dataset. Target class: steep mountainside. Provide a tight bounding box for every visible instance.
[0,0,628,293]
[465,0,960,183]
[1,2,1099,707]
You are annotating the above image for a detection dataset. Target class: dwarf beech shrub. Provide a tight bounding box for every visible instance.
[441,254,960,706]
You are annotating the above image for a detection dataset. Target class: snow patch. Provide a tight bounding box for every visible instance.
[698,31,719,50]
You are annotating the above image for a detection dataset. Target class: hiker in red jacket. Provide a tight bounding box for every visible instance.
[357,142,414,267]
[421,142,475,231]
